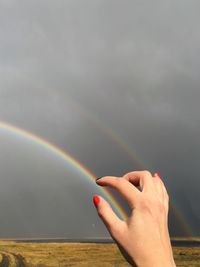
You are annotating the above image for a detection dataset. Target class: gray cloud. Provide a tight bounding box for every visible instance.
[0,0,199,237]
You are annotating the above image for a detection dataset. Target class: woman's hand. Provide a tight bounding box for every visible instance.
[93,170,176,267]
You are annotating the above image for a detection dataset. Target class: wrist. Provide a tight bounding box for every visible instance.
[136,254,176,267]
[138,261,175,267]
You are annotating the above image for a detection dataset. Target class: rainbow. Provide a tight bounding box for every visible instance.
[0,121,195,236]
[68,96,145,170]
[82,114,195,236]
[71,104,194,236]
[0,121,126,220]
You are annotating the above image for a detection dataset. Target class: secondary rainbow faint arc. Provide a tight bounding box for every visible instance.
[0,121,126,220]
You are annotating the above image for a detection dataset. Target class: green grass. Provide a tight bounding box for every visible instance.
[0,241,199,266]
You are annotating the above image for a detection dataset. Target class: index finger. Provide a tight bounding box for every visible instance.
[96,176,141,209]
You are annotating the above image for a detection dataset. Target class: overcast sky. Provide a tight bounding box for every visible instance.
[0,0,199,238]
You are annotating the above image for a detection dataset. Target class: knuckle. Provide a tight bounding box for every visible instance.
[122,173,129,180]
[143,170,152,177]
[123,170,134,176]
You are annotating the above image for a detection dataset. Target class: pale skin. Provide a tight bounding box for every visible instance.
[93,170,176,267]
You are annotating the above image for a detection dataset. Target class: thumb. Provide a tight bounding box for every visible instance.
[93,195,126,240]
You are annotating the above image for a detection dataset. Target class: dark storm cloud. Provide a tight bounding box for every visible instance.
[0,0,199,237]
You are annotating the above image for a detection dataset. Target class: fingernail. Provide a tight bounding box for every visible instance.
[155,172,161,178]
[96,176,103,181]
[93,195,100,206]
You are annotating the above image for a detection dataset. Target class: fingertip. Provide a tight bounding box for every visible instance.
[96,176,103,181]
[154,172,161,178]
[95,176,111,185]
[93,195,100,207]
[95,176,107,184]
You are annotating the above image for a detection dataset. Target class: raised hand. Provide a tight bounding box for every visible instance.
[93,170,176,267]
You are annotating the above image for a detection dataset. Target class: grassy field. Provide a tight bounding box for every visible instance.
[0,241,199,267]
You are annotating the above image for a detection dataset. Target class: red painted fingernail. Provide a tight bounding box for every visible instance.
[155,172,161,178]
[93,195,100,206]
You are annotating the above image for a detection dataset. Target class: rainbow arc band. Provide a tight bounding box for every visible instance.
[0,121,126,220]
[0,121,195,236]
